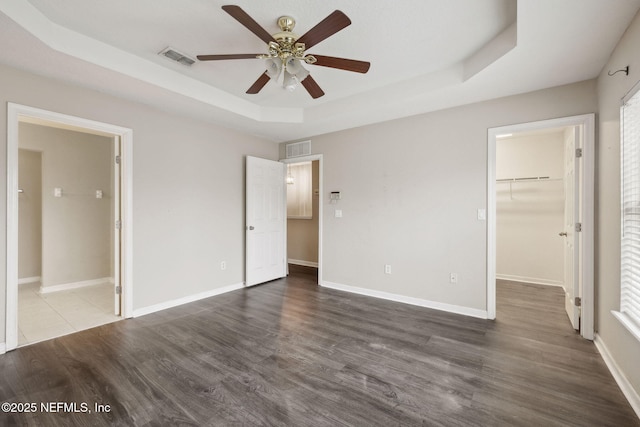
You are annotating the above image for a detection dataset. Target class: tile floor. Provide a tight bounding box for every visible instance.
[18,281,121,346]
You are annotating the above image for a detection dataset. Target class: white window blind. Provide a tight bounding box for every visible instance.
[621,82,640,331]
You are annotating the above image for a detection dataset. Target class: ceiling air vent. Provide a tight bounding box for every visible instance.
[158,47,195,66]
[286,140,311,159]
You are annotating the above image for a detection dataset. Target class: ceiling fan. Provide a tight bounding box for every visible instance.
[197,5,371,99]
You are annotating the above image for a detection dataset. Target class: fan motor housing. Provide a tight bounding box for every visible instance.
[273,31,298,44]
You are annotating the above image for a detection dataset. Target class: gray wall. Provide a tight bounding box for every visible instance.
[19,123,112,289]
[283,80,596,312]
[596,9,640,400]
[18,149,42,280]
[0,63,278,342]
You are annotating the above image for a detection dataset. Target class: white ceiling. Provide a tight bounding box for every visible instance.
[0,0,638,142]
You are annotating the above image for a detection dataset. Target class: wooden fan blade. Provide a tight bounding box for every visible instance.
[296,10,351,50]
[311,55,370,73]
[246,72,271,94]
[197,54,261,61]
[301,75,325,99]
[222,5,276,44]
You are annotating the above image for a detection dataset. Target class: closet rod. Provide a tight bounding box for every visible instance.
[496,176,551,182]
[497,176,562,200]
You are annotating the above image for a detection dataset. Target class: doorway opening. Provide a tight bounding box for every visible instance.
[487,114,594,340]
[282,155,323,285]
[6,103,133,352]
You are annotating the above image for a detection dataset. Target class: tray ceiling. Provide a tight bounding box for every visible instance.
[0,1,638,141]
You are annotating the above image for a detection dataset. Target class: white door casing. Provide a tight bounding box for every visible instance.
[6,103,134,352]
[487,114,594,340]
[281,154,324,286]
[245,156,286,287]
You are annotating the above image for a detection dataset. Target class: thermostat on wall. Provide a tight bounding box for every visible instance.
[330,191,341,201]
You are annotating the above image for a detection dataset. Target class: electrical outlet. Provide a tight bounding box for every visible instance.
[450,273,458,284]
[385,264,392,274]
[221,261,226,270]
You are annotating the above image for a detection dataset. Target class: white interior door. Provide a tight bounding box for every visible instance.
[245,156,286,287]
[563,126,580,330]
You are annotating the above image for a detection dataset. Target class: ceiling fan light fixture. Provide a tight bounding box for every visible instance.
[198,7,370,98]
[265,58,282,79]
[283,70,298,92]
[284,57,302,74]
[294,63,310,82]
[282,58,310,91]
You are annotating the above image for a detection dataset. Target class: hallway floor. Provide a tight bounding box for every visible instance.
[18,281,121,346]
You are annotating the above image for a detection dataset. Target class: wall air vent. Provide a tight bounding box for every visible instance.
[158,47,196,66]
[286,140,311,158]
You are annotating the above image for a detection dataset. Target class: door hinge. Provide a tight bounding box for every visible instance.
[575,222,582,232]
[574,296,582,307]
[115,155,121,165]
[115,220,122,230]
[115,285,122,295]
[575,148,583,158]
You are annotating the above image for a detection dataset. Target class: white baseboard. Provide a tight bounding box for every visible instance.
[18,276,41,285]
[133,282,244,318]
[288,259,319,268]
[39,277,114,294]
[321,281,488,319]
[594,333,640,418]
[0,342,5,355]
[496,274,563,287]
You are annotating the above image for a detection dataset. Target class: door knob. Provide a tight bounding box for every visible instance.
[248,226,255,230]
[559,232,567,237]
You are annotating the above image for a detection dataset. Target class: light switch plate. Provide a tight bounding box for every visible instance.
[335,209,343,218]
[477,208,486,221]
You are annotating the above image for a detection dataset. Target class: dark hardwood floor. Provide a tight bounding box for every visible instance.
[1,269,638,426]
